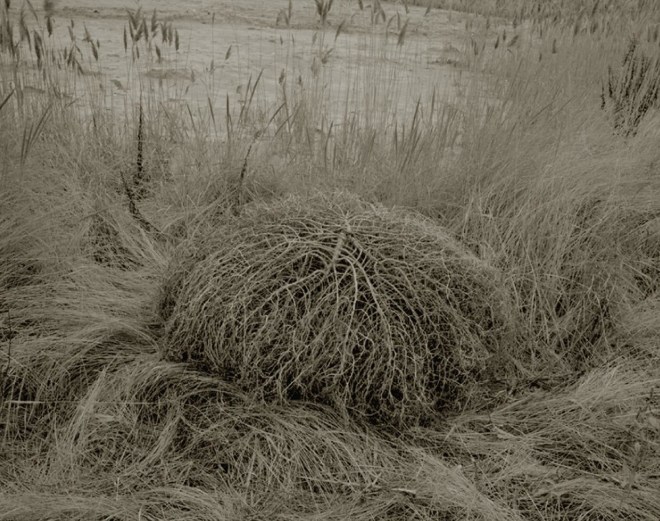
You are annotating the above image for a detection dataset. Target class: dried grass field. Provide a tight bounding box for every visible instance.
[1,0,660,519]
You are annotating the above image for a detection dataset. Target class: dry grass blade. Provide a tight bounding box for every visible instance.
[0,88,13,113]
[335,19,346,41]
[20,103,52,166]
[397,19,408,46]
[603,37,660,136]
[32,29,43,67]
[133,99,146,199]
[0,310,11,410]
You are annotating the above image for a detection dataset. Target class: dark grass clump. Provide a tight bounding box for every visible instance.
[602,38,660,136]
[159,192,513,427]
[86,210,140,270]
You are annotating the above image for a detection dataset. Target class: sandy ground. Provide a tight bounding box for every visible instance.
[5,0,480,123]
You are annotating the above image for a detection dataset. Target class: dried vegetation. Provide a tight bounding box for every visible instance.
[1,0,660,520]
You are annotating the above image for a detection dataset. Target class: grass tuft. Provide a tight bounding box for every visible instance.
[159,192,513,426]
[603,37,660,135]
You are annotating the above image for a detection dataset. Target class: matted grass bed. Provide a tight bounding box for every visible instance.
[159,193,512,426]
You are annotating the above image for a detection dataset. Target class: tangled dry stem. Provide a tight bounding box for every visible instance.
[159,193,512,426]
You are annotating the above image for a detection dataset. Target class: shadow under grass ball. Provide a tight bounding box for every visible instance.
[158,192,512,427]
